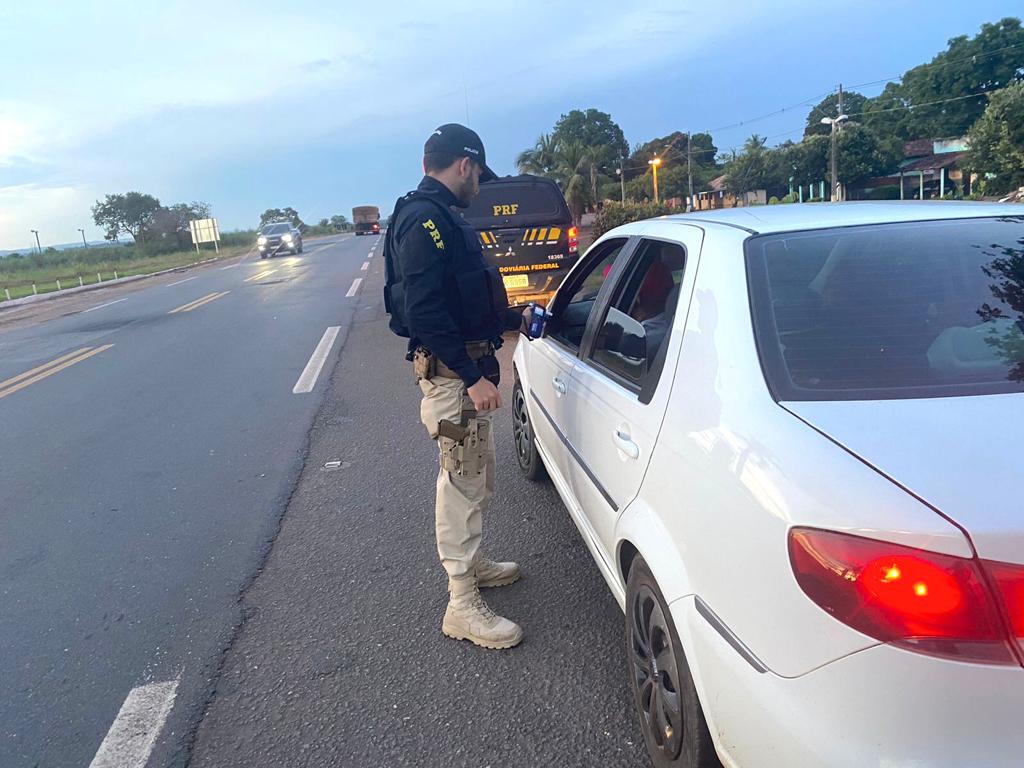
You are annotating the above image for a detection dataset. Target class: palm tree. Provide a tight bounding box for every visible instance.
[516,133,558,175]
[553,140,593,225]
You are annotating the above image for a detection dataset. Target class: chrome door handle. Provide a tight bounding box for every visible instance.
[552,377,567,396]
[612,429,640,460]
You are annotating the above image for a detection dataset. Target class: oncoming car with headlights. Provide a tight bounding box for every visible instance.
[512,202,1024,768]
[257,222,303,258]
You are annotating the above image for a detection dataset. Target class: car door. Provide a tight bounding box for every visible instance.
[525,237,632,490]
[566,230,703,556]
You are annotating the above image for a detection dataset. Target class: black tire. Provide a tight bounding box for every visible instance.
[512,377,547,482]
[626,557,719,768]
[260,253,267,259]
[297,244,303,253]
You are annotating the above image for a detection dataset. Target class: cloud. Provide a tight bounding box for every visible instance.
[0,184,98,250]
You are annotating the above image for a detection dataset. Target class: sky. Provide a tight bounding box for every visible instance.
[1,0,1021,250]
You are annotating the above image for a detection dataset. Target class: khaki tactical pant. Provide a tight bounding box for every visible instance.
[419,376,496,579]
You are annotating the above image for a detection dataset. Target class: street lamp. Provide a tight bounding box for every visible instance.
[78,228,88,248]
[820,114,849,202]
[30,229,41,253]
[648,156,663,204]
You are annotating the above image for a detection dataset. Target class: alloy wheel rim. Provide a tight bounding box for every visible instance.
[512,389,531,466]
[630,584,684,760]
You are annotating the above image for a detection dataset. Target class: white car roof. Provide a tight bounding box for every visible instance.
[620,201,1024,236]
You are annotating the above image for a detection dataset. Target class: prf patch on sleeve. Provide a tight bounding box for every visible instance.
[422,219,445,250]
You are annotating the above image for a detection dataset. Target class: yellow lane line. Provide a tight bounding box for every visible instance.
[178,290,230,312]
[0,347,93,391]
[0,344,115,400]
[244,269,277,283]
[169,292,220,314]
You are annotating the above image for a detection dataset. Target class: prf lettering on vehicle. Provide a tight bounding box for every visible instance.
[492,204,519,216]
[422,219,444,249]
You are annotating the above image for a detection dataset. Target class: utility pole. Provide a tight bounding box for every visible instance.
[78,228,88,247]
[618,154,626,203]
[836,84,844,201]
[686,131,694,211]
[31,229,41,253]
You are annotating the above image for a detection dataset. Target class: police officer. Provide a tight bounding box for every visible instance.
[384,124,524,650]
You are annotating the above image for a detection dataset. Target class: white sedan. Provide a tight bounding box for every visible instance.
[511,202,1024,768]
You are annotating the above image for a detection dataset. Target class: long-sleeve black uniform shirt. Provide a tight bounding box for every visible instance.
[389,176,519,386]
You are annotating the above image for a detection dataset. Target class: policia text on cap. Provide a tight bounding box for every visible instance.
[384,124,525,650]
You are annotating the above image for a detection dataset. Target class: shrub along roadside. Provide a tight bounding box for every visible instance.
[591,202,674,239]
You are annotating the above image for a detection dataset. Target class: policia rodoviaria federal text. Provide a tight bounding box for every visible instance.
[384,124,525,650]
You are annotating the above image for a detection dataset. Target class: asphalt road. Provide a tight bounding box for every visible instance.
[0,234,377,767]
[187,258,649,767]
[0,234,650,767]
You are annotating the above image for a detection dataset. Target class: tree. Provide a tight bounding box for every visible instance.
[863,18,1024,141]
[835,124,902,186]
[143,201,211,248]
[92,192,162,243]
[329,214,349,230]
[516,133,559,175]
[260,207,305,230]
[318,218,330,227]
[724,135,786,201]
[967,80,1024,194]
[787,135,830,189]
[551,109,628,177]
[553,140,594,225]
[804,91,870,137]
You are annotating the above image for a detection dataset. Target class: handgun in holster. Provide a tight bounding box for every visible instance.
[437,396,489,477]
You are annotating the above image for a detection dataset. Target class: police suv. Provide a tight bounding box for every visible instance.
[458,175,579,307]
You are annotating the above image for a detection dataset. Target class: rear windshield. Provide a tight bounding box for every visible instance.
[461,182,570,228]
[746,217,1024,401]
[261,223,290,235]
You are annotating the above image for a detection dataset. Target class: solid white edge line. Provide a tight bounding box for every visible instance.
[292,326,341,394]
[89,677,179,768]
[81,297,128,313]
[166,276,199,287]
[219,263,240,270]
[345,278,362,298]
[361,261,369,271]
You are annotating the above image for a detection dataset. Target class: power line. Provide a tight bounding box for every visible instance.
[845,87,1001,117]
[846,39,1024,91]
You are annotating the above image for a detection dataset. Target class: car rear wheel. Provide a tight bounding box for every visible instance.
[512,378,546,482]
[626,557,719,768]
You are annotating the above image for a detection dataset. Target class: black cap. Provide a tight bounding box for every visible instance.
[424,123,497,183]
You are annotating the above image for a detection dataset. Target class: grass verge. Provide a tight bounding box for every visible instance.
[1,244,251,302]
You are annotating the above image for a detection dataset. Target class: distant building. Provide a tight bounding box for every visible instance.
[859,137,972,200]
[693,174,767,210]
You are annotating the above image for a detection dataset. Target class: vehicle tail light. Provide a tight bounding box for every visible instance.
[789,527,1018,665]
[568,226,579,254]
[984,559,1024,655]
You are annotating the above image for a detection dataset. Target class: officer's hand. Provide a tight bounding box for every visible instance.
[468,378,502,411]
[520,306,533,334]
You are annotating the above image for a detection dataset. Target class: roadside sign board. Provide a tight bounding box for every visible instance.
[189,218,220,253]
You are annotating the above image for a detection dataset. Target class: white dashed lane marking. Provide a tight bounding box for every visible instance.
[345,278,362,298]
[293,326,341,394]
[89,677,179,768]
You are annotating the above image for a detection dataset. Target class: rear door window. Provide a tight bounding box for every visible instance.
[587,240,687,390]
[746,217,1024,400]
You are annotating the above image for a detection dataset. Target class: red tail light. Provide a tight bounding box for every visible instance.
[568,226,579,254]
[985,559,1024,655]
[789,528,1018,665]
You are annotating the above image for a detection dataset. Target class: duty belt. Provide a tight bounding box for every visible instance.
[434,341,493,380]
